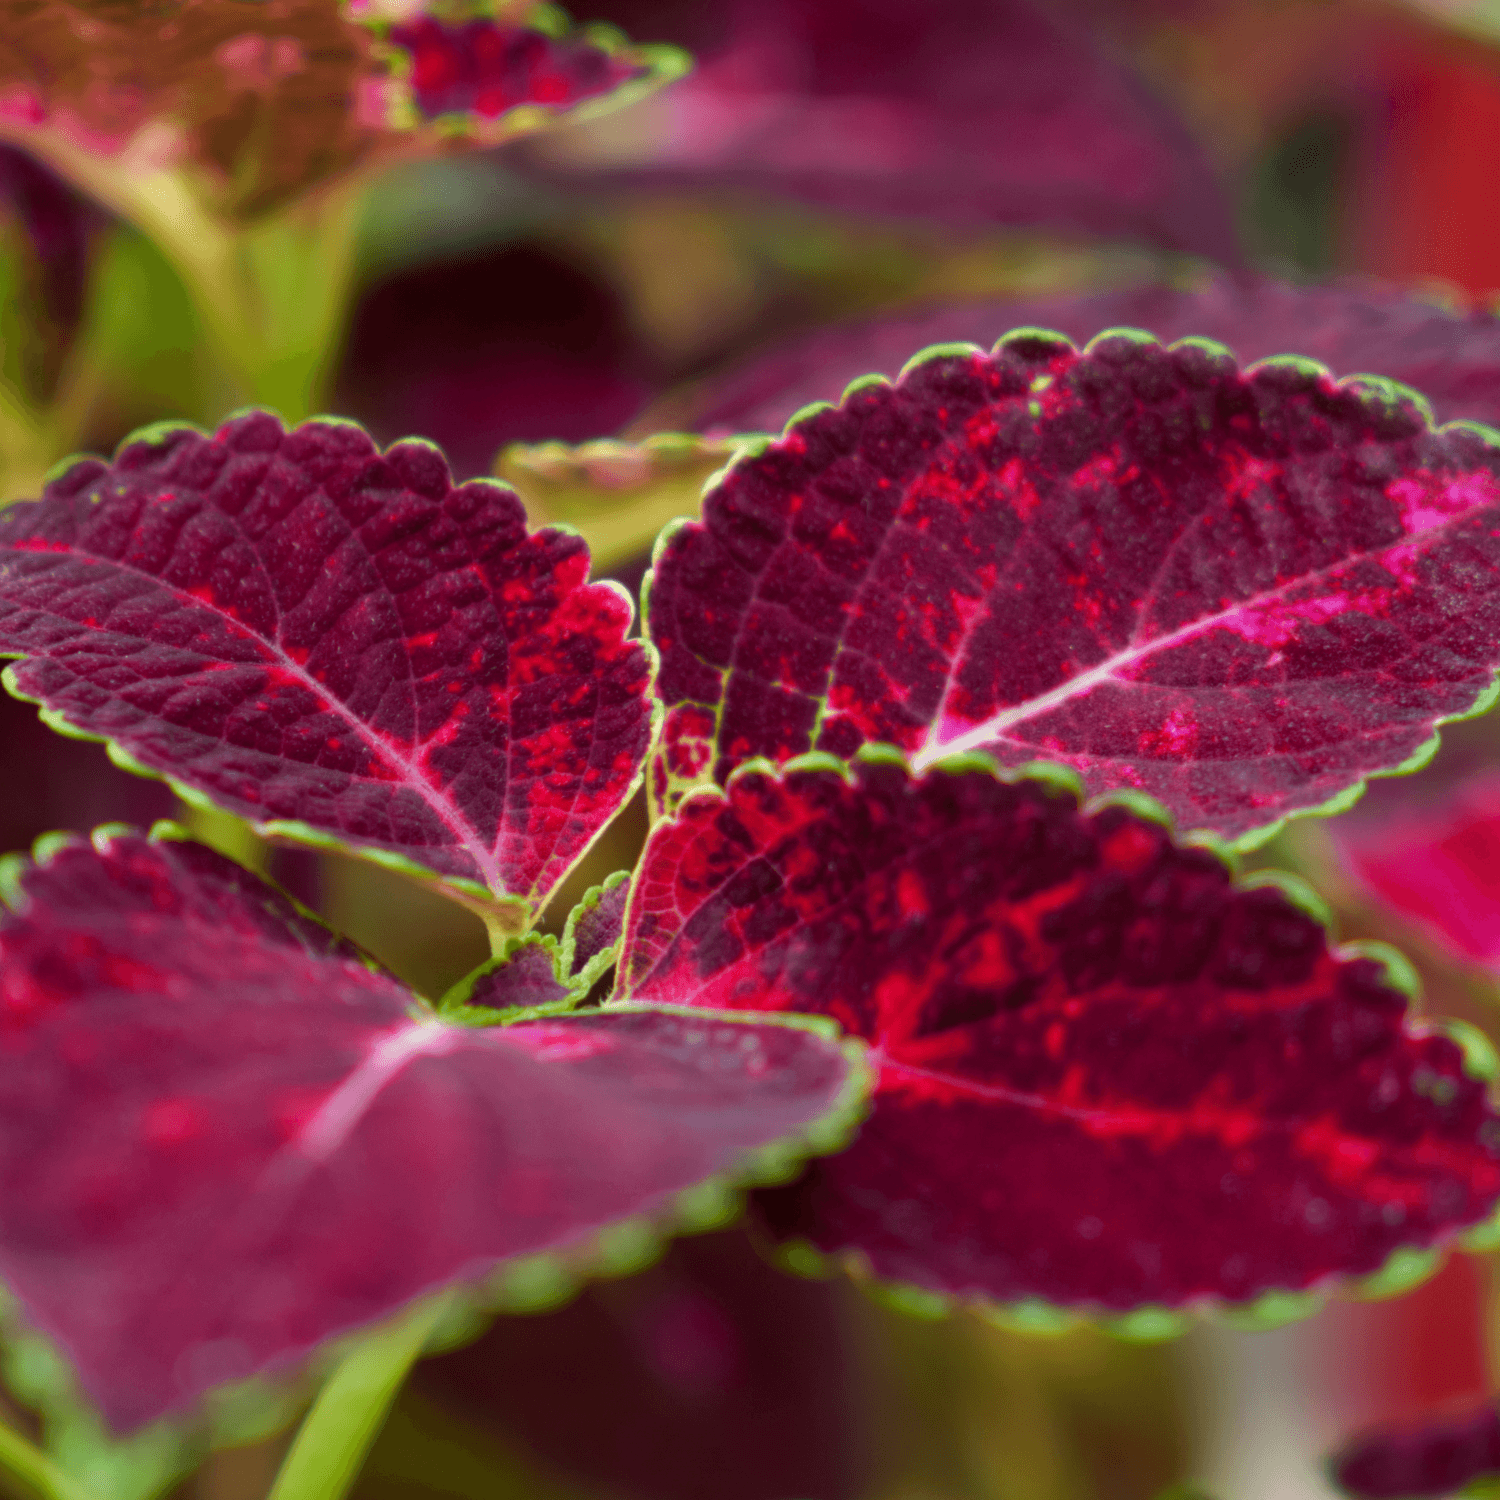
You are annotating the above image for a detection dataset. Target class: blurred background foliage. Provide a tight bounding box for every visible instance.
[6,1,1500,1497]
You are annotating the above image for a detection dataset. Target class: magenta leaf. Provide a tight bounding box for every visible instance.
[1331,772,1500,970]
[1330,1400,1500,1498]
[0,410,656,922]
[0,827,866,1432]
[647,331,1500,842]
[526,0,1238,259]
[677,275,1500,439]
[384,14,656,128]
[616,752,1500,1313]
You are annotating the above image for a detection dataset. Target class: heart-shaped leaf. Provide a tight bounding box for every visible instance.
[0,411,656,925]
[0,0,683,222]
[1331,771,1500,970]
[0,827,866,1431]
[616,752,1500,1314]
[1329,1399,1500,1498]
[522,0,1239,259]
[667,275,1500,439]
[646,331,1500,841]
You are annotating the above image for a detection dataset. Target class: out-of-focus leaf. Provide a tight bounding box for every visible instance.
[0,411,656,925]
[0,826,868,1432]
[659,275,1500,439]
[497,433,744,570]
[1330,1399,1500,1498]
[523,0,1240,259]
[618,752,1500,1313]
[0,0,684,223]
[646,330,1500,842]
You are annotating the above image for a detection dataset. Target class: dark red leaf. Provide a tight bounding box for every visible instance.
[1332,771,1500,969]
[617,754,1500,1311]
[0,411,655,922]
[565,870,631,982]
[0,828,865,1431]
[647,332,1500,841]
[1330,1400,1500,1498]
[525,0,1238,259]
[446,933,577,1017]
[675,275,1500,439]
[386,15,649,125]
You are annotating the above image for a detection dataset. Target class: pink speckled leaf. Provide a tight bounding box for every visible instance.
[526,0,1238,259]
[1332,771,1500,969]
[0,411,655,920]
[0,828,864,1431]
[672,274,1500,438]
[647,331,1500,841]
[618,753,1500,1310]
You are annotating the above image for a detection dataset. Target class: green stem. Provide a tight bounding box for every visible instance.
[266,1296,449,1500]
[0,1419,88,1500]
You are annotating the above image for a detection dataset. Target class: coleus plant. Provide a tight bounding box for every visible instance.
[2,328,1500,1500]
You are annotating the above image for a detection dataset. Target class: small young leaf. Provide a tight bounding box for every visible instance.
[1330,1400,1500,1498]
[525,0,1239,260]
[1332,771,1500,970]
[562,869,631,984]
[617,754,1500,1312]
[0,0,682,222]
[0,828,866,1431]
[647,332,1500,841]
[0,411,655,922]
[442,932,578,1020]
[672,275,1500,439]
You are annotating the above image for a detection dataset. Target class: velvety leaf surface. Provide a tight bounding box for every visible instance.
[647,332,1500,840]
[447,934,576,1017]
[0,411,654,918]
[0,0,678,220]
[525,0,1238,259]
[672,275,1500,439]
[1330,1400,1500,1498]
[618,755,1500,1310]
[565,869,631,982]
[0,829,864,1430]
[1332,771,1500,969]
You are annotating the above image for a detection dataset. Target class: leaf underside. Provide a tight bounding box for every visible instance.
[1329,1399,1500,1499]
[647,331,1500,841]
[524,0,1239,259]
[0,411,655,917]
[618,754,1500,1311]
[0,830,863,1431]
[677,274,1500,438]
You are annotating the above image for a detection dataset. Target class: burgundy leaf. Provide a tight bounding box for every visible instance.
[385,14,651,126]
[524,0,1238,259]
[0,411,655,921]
[1332,772,1500,969]
[0,828,865,1431]
[646,332,1500,841]
[565,870,631,982]
[674,275,1500,439]
[617,754,1500,1311]
[445,933,577,1017]
[1330,1400,1500,1498]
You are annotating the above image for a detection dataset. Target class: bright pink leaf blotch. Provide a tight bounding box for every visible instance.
[1333,772,1500,969]
[619,756,1500,1310]
[1330,1400,1500,1498]
[648,332,1500,840]
[683,275,1500,437]
[0,831,858,1430]
[388,16,646,123]
[0,411,653,912]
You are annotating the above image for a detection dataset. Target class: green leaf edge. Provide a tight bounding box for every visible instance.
[0,409,662,935]
[0,826,872,1485]
[637,324,1500,844]
[622,742,1500,1339]
[365,2,691,143]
